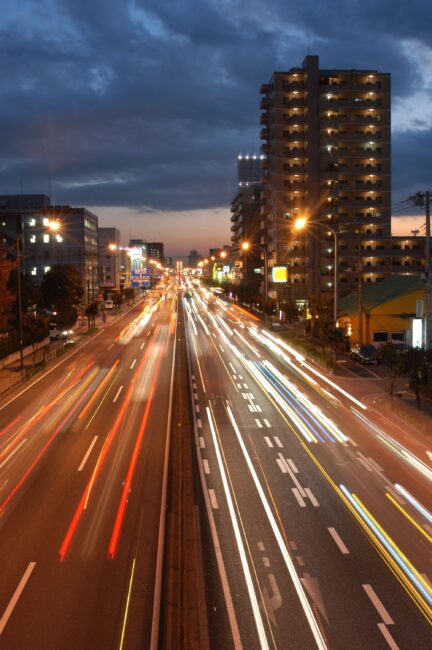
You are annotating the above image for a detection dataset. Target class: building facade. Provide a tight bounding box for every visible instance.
[98,227,120,292]
[0,195,99,301]
[260,55,393,304]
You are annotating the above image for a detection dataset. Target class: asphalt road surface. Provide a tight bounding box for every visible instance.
[184,283,432,649]
[0,292,177,649]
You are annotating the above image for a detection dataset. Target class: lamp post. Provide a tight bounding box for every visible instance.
[241,241,268,312]
[293,217,338,323]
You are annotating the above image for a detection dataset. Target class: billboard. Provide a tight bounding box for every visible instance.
[131,269,141,287]
[271,266,288,283]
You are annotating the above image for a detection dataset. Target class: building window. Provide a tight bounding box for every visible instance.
[28,218,36,227]
[43,217,49,226]
[43,234,49,243]
[31,267,37,275]
[44,266,51,274]
[29,235,36,243]
[56,235,63,243]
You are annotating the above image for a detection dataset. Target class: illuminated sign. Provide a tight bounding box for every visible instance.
[412,318,422,348]
[271,266,288,283]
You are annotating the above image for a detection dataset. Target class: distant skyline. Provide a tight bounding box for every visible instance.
[1,1,431,254]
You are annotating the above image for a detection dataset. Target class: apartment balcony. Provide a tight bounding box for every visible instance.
[260,128,269,140]
[260,83,270,94]
[283,132,307,142]
[260,97,269,110]
[282,98,307,108]
[260,143,270,155]
[337,133,383,142]
[283,115,307,125]
[260,113,269,125]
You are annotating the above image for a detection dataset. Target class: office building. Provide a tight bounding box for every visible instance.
[148,242,165,265]
[260,55,393,304]
[98,227,120,292]
[0,194,99,300]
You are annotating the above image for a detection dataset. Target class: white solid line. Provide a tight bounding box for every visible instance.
[0,562,36,634]
[263,419,271,428]
[255,419,263,428]
[208,488,219,509]
[108,343,114,350]
[203,459,210,475]
[0,438,27,469]
[197,418,202,428]
[264,437,273,448]
[140,342,145,349]
[305,488,320,507]
[274,437,283,448]
[130,359,137,370]
[328,527,349,554]
[276,459,287,473]
[292,488,306,507]
[257,541,265,551]
[78,436,98,472]
[199,437,205,448]
[228,363,236,373]
[287,459,298,474]
[363,584,394,625]
[207,407,269,648]
[377,623,399,650]
[113,385,124,403]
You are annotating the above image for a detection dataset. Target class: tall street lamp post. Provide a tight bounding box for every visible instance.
[293,217,338,323]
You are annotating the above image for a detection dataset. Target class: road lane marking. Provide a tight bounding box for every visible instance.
[264,437,273,448]
[208,489,218,509]
[262,557,270,568]
[229,363,236,373]
[257,542,265,551]
[255,404,262,412]
[195,404,200,413]
[377,623,399,650]
[119,558,136,650]
[263,419,271,428]
[140,342,145,349]
[281,454,307,497]
[287,459,298,474]
[297,556,305,566]
[0,562,36,634]
[292,488,306,507]
[78,436,98,472]
[130,359,137,370]
[220,345,225,352]
[108,343,114,350]
[367,457,384,472]
[0,438,27,469]
[197,418,202,428]
[203,459,210,475]
[194,393,198,400]
[199,437,205,448]
[207,406,269,648]
[305,488,319,507]
[274,437,283,448]
[328,527,349,554]
[248,404,256,412]
[357,455,374,472]
[255,419,263,428]
[276,458,287,473]
[113,385,124,403]
[362,584,394,625]
[242,392,248,399]
[243,383,248,389]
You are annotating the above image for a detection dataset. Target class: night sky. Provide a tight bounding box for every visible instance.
[1,1,431,256]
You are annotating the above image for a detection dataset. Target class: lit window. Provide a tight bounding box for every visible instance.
[31,267,37,275]
[44,266,51,274]
[43,234,49,243]
[43,217,49,226]
[56,235,63,242]
[28,218,36,227]
[30,235,36,243]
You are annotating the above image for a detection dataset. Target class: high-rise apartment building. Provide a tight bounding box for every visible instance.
[260,55,392,304]
[98,227,120,291]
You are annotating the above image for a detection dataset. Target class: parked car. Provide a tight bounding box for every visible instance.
[350,344,379,365]
[104,299,114,310]
[49,323,73,340]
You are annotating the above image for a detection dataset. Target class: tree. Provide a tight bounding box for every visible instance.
[23,312,49,365]
[398,348,426,410]
[379,343,400,395]
[308,295,334,351]
[84,301,99,330]
[285,300,300,336]
[7,270,40,328]
[40,265,83,327]
[0,244,14,332]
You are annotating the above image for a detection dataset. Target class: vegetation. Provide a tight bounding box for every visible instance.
[40,265,83,327]
[0,244,14,333]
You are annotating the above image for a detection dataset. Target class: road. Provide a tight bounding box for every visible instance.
[185,285,432,649]
[0,292,177,649]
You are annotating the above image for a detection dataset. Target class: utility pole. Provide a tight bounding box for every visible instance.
[410,191,431,349]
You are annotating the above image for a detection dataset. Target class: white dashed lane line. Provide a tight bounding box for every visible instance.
[274,437,283,448]
[263,419,271,428]
[264,437,273,448]
[199,437,205,449]
[112,385,123,403]
[362,584,394,625]
[197,418,202,428]
[255,419,263,428]
[287,459,298,474]
[203,459,210,474]
[328,527,350,555]
[304,488,319,507]
[130,359,137,370]
[292,488,306,507]
[377,623,399,650]
[208,489,219,509]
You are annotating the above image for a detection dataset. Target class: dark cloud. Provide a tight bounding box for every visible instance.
[0,0,431,233]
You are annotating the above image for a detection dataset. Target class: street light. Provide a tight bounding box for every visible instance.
[241,241,268,312]
[293,217,338,323]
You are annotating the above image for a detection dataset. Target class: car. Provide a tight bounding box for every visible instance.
[104,299,114,310]
[350,344,378,365]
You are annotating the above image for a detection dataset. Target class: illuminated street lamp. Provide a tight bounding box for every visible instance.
[294,217,338,322]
